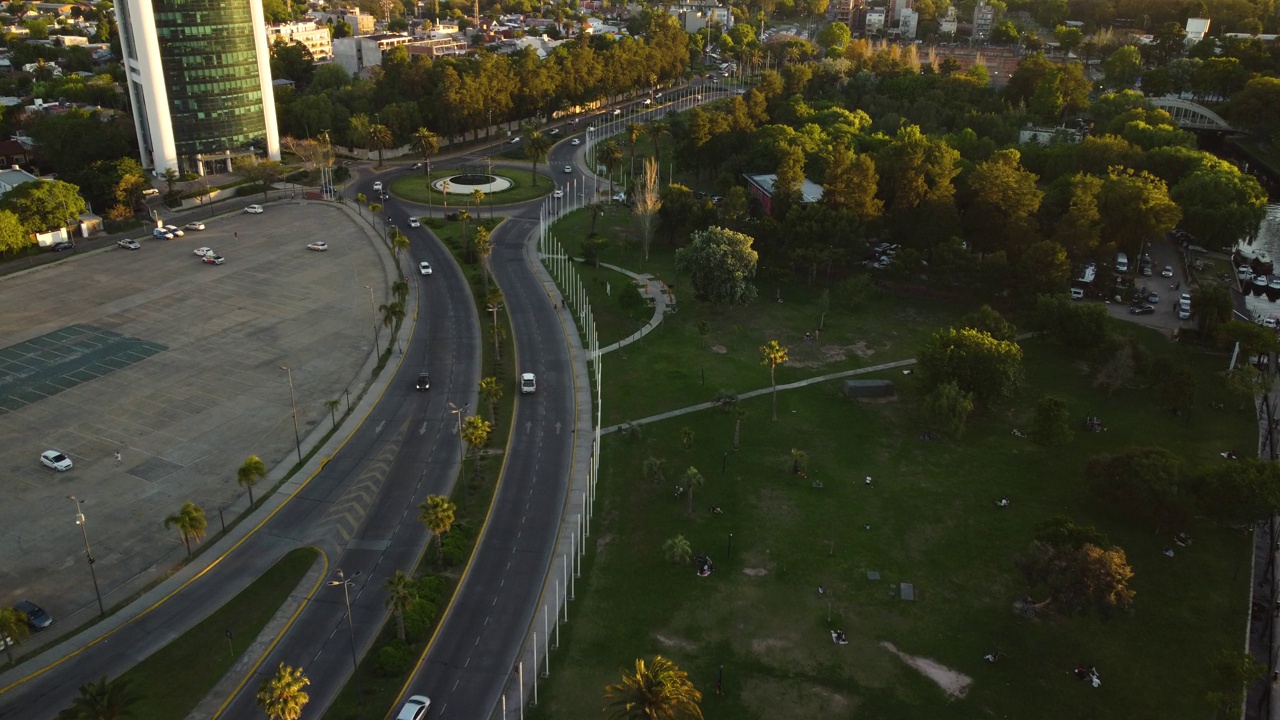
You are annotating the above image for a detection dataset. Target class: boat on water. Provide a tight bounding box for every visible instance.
[1240,266,1256,280]
[1265,316,1279,330]
[1254,274,1269,287]
[1270,278,1280,291]
[1259,250,1274,267]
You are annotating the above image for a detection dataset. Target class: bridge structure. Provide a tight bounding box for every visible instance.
[1148,97,1234,131]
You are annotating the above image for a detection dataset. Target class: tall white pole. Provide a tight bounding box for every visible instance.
[565,553,572,605]
[554,579,560,647]
[543,605,550,675]
[518,661,525,720]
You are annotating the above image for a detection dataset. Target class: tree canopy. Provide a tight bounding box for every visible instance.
[674,226,759,307]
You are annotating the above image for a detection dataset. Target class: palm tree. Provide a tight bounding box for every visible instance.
[391,278,409,305]
[489,323,506,361]
[524,130,552,187]
[663,535,692,565]
[164,502,207,557]
[390,228,411,271]
[238,456,267,508]
[325,399,341,429]
[460,415,493,478]
[642,456,667,484]
[601,140,624,199]
[471,188,485,221]
[348,113,372,150]
[479,377,503,427]
[682,466,704,515]
[473,225,493,294]
[732,405,746,451]
[486,287,505,360]
[603,655,703,720]
[646,120,670,159]
[415,127,440,216]
[256,662,310,720]
[379,300,406,334]
[162,167,180,195]
[760,340,789,422]
[678,426,694,449]
[0,607,29,666]
[456,208,471,242]
[419,494,457,565]
[625,121,643,175]
[384,571,418,642]
[368,123,393,166]
[56,676,138,720]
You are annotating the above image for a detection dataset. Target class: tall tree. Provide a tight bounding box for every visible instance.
[674,226,759,307]
[256,663,310,720]
[917,327,1023,406]
[232,157,283,201]
[237,455,267,508]
[0,179,88,234]
[163,502,208,558]
[473,225,493,294]
[603,656,704,720]
[821,144,881,221]
[524,129,552,188]
[56,677,138,720]
[760,340,789,422]
[682,466,704,515]
[368,123,393,166]
[663,535,693,565]
[479,376,503,426]
[415,127,440,214]
[1017,533,1135,618]
[633,157,661,260]
[418,494,457,565]
[384,570,417,642]
[1097,168,1180,272]
[1087,448,1188,530]
[601,140,625,198]
[460,414,493,477]
[0,209,27,257]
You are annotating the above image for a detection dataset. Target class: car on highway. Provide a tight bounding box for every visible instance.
[419,261,432,276]
[571,138,581,146]
[51,241,75,252]
[194,247,214,256]
[396,695,432,720]
[613,192,627,203]
[564,165,572,173]
[163,225,184,237]
[15,600,52,630]
[553,189,563,198]
[416,373,430,391]
[1129,304,1155,315]
[152,228,174,240]
[548,128,561,136]
[408,217,421,228]
[307,241,328,251]
[612,109,622,115]
[40,450,72,471]
[186,222,206,231]
[244,204,264,214]
[520,372,536,394]
[373,181,383,191]
[587,125,595,132]
[117,239,141,250]
[202,254,224,265]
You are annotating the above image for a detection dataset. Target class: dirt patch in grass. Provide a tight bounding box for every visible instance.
[751,637,792,654]
[655,633,697,650]
[596,532,615,552]
[881,641,972,700]
[710,344,728,354]
[742,567,768,576]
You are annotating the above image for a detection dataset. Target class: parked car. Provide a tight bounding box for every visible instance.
[373,181,383,191]
[1070,287,1084,300]
[415,373,430,391]
[612,109,622,116]
[1129,304,1155,315]
[163,225,184,237]
[142,188,160,197]
[553,189,564,199]
[51,241,75,252]
[1147,291,1160,304]
[395,696,432,720]
[152,228,174,240]
[244,204,264,214]
[520,372,537,394]
[40,450,72,471]
[117,239,141,250]
[613,192,627,203]
[408,217,421,228]
[202,254,224,265]
[185,222,206,231]
[307,242,328,251]
[548,128,561,135]
[419,261,432,276]
[15,600,52,631]
[194,247,214,256]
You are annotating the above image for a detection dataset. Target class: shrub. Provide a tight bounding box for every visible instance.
[235,183,266,197]
[416,573,448,604]
[403,598,439,642]
[441,532,467,565]
[286,170,309,183]
[373,640,414,677]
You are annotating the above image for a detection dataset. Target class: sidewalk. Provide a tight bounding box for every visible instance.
[0,197,414,692]
[592,262,671,357]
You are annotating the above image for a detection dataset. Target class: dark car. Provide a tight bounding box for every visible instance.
[415,373,430,391]
[51,241,74,252]
[1129,304,1156,315]
[15,600,52,630]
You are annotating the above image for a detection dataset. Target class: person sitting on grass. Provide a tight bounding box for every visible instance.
[996,496,1010,507]
[711,505,723,515]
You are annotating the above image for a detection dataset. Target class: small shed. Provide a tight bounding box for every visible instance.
[843,379,896,401]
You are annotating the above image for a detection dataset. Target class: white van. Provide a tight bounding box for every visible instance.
[1115,252,1129,273]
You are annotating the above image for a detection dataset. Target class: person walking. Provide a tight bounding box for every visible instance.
[114,450,122,467]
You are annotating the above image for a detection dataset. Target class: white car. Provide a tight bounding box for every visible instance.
[1161,265,1174,277]
[40,450,72,471]
[202,254,224,265]
[373,181,383,191]
[244,204,264,214]
[163,225,184,237]
[185,222,206,231]
[117,239,140,250]
[194,247,214,257]
[408,217,421,228]
[571,138,581,146]
[520,372,536,394]
[419,261,432,276]
[395,696,432,720]
[563,165,572,174]
[307,241,328,251]
[553,189,564,198]
[612,109,622,116]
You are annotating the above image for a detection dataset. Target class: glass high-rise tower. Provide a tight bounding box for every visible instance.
[115,0,281,176]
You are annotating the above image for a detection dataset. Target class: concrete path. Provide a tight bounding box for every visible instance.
[592,262,671,357]
[601,358,918,434]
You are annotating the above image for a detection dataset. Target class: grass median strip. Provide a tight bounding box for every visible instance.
[113,547,319,720]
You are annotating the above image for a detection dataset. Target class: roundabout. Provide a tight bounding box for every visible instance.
[433,173,513,194]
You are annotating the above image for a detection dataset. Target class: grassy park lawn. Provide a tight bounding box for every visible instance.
[530,326,1255,719]
[118,548,319,719]
[391,166,551,206]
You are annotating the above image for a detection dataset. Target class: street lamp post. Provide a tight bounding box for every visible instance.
[67,495,104,617]
[363,285,379,347]
[328,569,363,716]
[280,366,303,463]
[448,402,469,464]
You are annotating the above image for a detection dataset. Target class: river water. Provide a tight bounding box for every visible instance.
[1240,204,1280,321]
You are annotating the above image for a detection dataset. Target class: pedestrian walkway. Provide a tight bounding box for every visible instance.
[593,261,671,357]
[602,358,918,434]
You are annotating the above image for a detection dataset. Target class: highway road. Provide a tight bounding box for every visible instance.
[0,205,481,719]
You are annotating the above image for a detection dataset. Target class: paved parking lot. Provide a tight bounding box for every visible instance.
[0,202,387,628]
